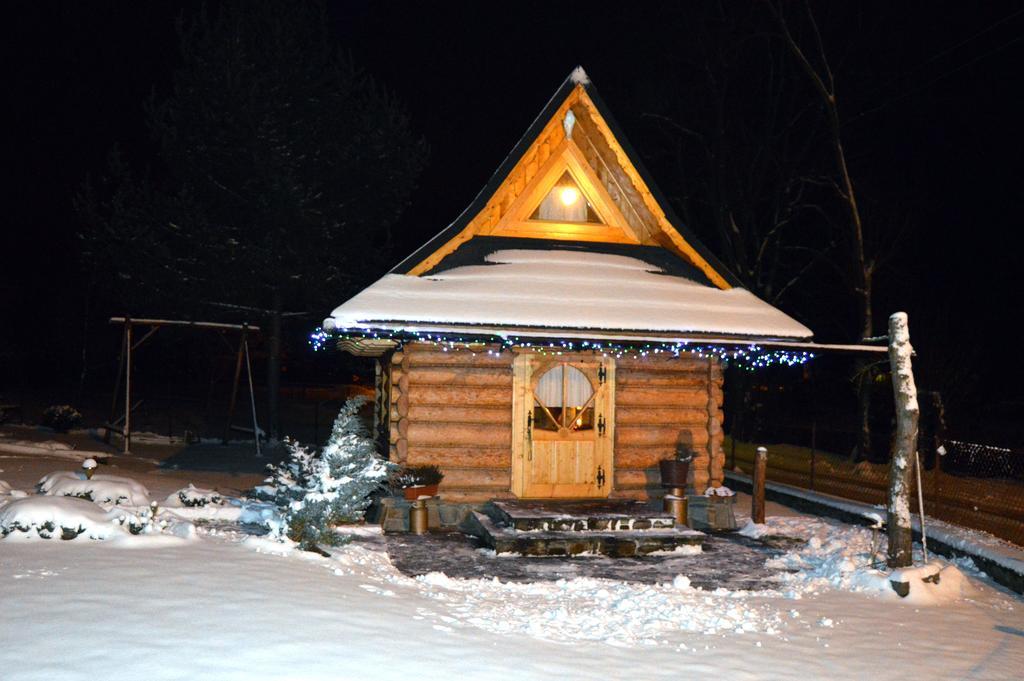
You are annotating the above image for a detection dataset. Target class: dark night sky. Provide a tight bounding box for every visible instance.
[4,2,1024,427]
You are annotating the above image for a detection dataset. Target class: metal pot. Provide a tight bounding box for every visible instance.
[658,459,690,488]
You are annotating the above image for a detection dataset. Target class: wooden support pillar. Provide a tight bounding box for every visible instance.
[887,312,919,568]
[752,446,767,524]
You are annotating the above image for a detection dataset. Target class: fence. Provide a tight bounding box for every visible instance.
[728,430,1024,547]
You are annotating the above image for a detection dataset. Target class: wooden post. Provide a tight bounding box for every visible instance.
[123,317,132,455]
[752,446,767,524]
[809,362,817,490]
[886,312,919,568]
[224,326,247,444]
[107,324,127,444]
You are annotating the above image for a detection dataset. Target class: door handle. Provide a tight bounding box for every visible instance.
[527,412,533,460]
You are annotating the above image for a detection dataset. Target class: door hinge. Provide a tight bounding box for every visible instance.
[596,465,606,488]
[598,365,607,384]
[527,412,533,439]
[598,414,606,437]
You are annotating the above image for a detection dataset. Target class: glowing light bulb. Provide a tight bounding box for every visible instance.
[559,186,579,206]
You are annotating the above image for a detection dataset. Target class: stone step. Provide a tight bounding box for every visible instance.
[489,500,676,533]
[465,511,705,557]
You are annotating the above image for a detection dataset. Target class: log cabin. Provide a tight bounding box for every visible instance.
[323,67,812,507]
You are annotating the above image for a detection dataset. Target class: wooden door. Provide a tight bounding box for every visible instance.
[511,354,615,498]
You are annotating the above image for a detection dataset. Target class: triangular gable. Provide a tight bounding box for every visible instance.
[487,138,639,244]
[394,67,741,290]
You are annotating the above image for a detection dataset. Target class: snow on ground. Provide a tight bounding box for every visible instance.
[3,516,1022,680]
[1,457,1022,679]
[0,425,264,501]
[0,436,111,461]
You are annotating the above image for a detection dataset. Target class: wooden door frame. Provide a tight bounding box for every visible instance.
[510,352,616,498]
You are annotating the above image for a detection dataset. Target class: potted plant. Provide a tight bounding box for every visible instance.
[659,445,693,489]
[396,465,445,500]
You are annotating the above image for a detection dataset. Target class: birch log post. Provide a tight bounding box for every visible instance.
[886,312,919,568]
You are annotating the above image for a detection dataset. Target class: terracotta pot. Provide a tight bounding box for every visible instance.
[403,484,439,501]
[658,459,690,488]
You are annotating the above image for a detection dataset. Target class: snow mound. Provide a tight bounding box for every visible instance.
[38,471,151,507]
[737,519,768,538]
[889,562,975,606]
[0,496,138,540]
[762,515,975,605]
[1,480,28,498]
[705,485,735,497]
[237,500,282,529]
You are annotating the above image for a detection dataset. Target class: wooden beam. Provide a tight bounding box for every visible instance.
[109,317,261,332]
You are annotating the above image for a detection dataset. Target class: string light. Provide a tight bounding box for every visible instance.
[309,326,814,370]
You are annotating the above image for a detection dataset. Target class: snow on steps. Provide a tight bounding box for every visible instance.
[490,499,677,532]
[725,470,1024,595]
[464,501,704,557]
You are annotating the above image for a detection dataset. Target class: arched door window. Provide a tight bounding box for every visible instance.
[532,363,596,432]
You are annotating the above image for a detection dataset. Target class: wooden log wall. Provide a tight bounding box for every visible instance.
[388,344,723,505]
[389,343,515,503]
[612,354,723,500]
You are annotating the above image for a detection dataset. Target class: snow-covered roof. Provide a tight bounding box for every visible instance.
[325,248,812,341]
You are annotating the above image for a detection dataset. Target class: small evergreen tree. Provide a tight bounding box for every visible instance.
[261,397,390,551]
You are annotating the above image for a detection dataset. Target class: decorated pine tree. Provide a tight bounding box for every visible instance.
[276,397,391,550]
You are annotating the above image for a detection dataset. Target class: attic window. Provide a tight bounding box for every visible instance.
[529,172,602,224]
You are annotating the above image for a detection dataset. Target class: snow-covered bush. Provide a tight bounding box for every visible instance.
[38,471,151,507]
[41,404,83,432]
[0,496,146,539]
[166,484,223,508]
[258,397,391,550]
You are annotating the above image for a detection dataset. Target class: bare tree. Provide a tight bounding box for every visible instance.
[766,0,886,459]
[642,4,835,310]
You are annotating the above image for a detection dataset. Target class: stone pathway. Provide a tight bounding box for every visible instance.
[385,531,795,590]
